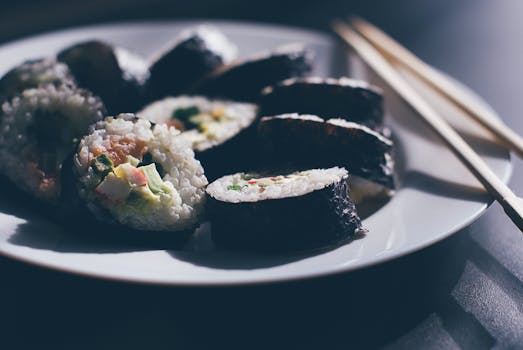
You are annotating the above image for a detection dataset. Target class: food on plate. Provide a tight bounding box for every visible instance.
[0,58,75,105]
[147,26,238,99]
[70,113,207,232]
[193,43,313,102]
[258,114,395,191]
[206,167,363,251]
[0,84,105,202]
[57,40,150,114]
[137,95,258,181]
[260,77,384,130]
[0,24,397,252]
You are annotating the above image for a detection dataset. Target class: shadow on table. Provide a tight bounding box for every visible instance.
[4,224,508,350]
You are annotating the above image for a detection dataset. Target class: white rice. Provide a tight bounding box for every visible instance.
[261,76,381,96]
[0,84,104,201]
[207,167,348,203]
[0,58,74,95]
[137,96,257,152]
[327,118,393,146]
[75,114,208,231]
[260,113,322,122]
[114,47,151,85]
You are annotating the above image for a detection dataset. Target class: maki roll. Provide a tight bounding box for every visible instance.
[57,40,150,114]
[70,113,207,233]
[194,43,314,102]
[137,96,258,181]
[260,77,384,130]
[206,167,363,252]
[258,114,394,190]
[147,26,238,99]
[0,84,105,202]
[0,58,75,105]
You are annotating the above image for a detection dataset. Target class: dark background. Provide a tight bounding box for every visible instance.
[1,0,523,348]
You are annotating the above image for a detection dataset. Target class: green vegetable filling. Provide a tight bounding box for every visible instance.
[92,154,113,177]
[172,106,200,129]
[140,163,171,194]
[227,184,243,191]
[138,153,164,176]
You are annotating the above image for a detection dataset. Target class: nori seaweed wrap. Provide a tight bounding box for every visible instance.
[147,26,238,99]
[206,167,363,252]
[193,43,314,102]
[57,40,150,114]
[260,77,384,130]
[257,114,394,189]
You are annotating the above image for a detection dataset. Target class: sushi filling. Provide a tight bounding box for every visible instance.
[0,85,105,200]
[91,150,172,207]
[75,115,207,231]
[170,105,230,131]
[138,96,257,152]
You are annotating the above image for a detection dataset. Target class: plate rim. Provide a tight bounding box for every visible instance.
[0,19,513,286]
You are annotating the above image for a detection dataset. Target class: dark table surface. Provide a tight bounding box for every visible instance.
[1,0,523,348]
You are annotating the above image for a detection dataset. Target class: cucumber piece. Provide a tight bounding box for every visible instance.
[139,163,170,194]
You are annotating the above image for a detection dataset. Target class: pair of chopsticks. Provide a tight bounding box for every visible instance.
[332,18,523,232]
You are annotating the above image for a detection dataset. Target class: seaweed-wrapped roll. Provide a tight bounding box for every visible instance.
[147,26,238,99]
[0,84,105,202]
[71,114,207,232]
[258,114,394,189]
[138,96,258,181]
[0,58,75,105]
[57,40,150,114]
[260,77,384,130]
[206,167,363,252]
[194,44,314,102]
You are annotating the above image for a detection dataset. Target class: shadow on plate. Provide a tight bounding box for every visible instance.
[169,224,366,270]
[391,131,490,202]
[400,169,489,202]
[0,176,179,254]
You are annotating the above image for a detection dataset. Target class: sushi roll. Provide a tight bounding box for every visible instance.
[0,84,105,202]
[258,114,394,190]
[70,113,207,233]
[147,26,238,99]
[57,40,150,114]
[137,96,258,181]
[0,58,75,105]
[260,77,384,130]
[206,167,363,252]
[193,43,314,102]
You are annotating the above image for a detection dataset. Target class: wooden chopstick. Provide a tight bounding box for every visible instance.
[349,16,523,159]
[332,20,523,232]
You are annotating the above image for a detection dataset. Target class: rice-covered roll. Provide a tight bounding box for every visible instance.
[147,26,237,99]
[206,167,364,252]
[138,95,258,181]
[0,84,105,202]
[260,77,384,130]
[193,43,314,102]
[57,40,150,114]
[71,113,207,232]
[0,58,75,105]
[258,114,395,203]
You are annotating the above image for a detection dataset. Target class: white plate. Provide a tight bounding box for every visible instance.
[0,20,511,285]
